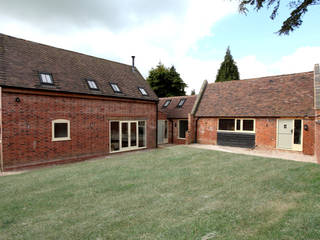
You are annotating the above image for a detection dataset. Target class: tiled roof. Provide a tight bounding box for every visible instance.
[196,72,315,117]
[158,95,197,119]
[0,33,158,101]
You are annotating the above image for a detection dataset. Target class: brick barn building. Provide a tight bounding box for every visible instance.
[188,66,320,163]
[0,34,158,171]
[157,95,197,144]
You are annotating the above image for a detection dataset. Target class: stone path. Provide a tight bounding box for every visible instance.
[188,144,317,163]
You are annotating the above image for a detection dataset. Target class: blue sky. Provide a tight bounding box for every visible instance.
[0,0,319,93]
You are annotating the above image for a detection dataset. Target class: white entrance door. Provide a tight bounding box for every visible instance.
[277,119,302,151]
[157,120,168,144]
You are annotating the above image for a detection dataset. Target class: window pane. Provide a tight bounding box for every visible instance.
[88,80,98,89]
[40,73,53,84]
[236,120,241,130]
[179,120,188,138]
[138,121,146,147]
[121,122,128,148]
[219,119,235,131]
[111,122,120,151]
[243,120,254,131]
[139,88,148,95]
[294,120,302,144]
[111,83,120,92]
[130,122,137,147]
[54,123,68,138]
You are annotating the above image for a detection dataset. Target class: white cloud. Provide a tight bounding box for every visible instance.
[238,47,320,80]
[0,0,238,94]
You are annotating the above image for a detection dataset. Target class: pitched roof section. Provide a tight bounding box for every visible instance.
[196,72,315,117]
[0,34,158,101]
[158,95,197,119]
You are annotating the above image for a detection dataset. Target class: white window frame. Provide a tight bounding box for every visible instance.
[87,79,98,90]
[109,120,147,153]
[163,100,171,108]
[110,83,121,93]
[217,118,255,133]
[52,119,71,141]
[178,119,188,139]
[138,87,148,96]
[177,99,186,108]
[40,73,53,84]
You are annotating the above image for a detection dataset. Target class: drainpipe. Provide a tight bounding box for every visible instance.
[0,87,3,172]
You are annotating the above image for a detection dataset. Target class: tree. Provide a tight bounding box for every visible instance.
[146,63,187,97]
[236,0,320,35]
[190,89,196,95]
[216,47,240,82]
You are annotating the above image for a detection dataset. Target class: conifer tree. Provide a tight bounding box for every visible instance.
[215,47,240,82]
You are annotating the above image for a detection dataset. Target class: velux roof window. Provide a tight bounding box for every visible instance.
[86,79,99,90]
[110,83,121,93]
[138,87,148,96]
[177,98,186,108]
[39,73,53,84]
[162,100,171,108]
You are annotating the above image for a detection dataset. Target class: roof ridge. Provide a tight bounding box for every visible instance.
[0,32,133,69]
[160,95,197,100]
[208,71,314,85]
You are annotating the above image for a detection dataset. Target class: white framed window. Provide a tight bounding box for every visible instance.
[87,79,98,90]
[162,100,171,108]
[218,119,255,133]
[177,99,186,108]
[138,87,148,96]
[52,119,71,141]
[178,119,188,139]
[110,120,147,153]
[110,83,121,93]
[40,73,53,84]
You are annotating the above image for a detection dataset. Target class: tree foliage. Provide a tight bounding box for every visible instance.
[237,0,320,35]
[190,89,196,95]
[216,47,240,82]
[146,63,187,97]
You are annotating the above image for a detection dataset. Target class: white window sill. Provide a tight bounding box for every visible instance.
[52,137,71,142]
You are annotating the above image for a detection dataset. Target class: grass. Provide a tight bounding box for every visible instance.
[1,145,320,240]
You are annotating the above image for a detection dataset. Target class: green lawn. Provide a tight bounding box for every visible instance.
[1,146,320,240]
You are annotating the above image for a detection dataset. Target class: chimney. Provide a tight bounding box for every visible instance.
[314,64,320,109]
[131,56,135,72]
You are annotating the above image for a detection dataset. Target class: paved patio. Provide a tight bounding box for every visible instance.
[187,144,317,163]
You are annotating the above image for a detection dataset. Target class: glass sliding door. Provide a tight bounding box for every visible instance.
[110,122,120,152]
[110,120,146,152]
[138,121,146,148]
[121,122,129,148]
[130,122,137,147]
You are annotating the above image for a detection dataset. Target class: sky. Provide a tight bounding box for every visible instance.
[0,0,319,94]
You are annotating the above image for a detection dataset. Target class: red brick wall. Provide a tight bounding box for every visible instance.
[196,118,218,145]
[303,119,314,155]
[2,90,157,168]
[196,117,314,156]
[255,118,277,149]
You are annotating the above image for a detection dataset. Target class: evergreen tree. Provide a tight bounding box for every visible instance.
[147,63,187,97]
[215,47,240,82]
[190,89,196,95]
[236,0,319,35]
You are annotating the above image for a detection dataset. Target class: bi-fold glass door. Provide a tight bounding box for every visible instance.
[110,120,146,152]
